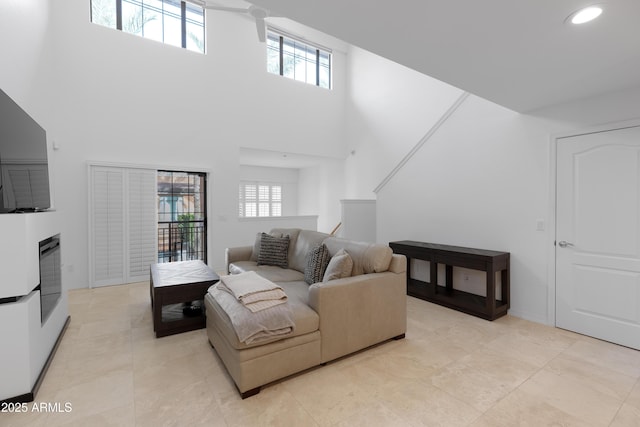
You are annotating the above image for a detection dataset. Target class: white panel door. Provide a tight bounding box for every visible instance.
[556,126,640,349]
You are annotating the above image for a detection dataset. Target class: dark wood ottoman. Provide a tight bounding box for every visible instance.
[150,260,219,338]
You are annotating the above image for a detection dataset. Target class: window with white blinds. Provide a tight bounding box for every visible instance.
[238,182,282,218]
[90,165,156,287]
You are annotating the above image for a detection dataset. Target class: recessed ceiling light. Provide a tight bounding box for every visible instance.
[568,6,603,24]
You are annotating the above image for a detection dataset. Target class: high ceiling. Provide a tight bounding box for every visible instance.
[247,0,640,112]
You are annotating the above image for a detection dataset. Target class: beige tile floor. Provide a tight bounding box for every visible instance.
[4,281,640,427]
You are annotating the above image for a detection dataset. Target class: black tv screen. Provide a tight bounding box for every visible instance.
[0,88,51,213]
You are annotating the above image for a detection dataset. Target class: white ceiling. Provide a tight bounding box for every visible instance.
[247,0,640,112]
[239,148,330,169]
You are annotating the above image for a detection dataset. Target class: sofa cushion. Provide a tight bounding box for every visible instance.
[286,229,330,273]
[323,248,353,282]
[229,261,305,283]
[304,243,330,285]
[323,237,393,276]
[258,233,290,268]
[276,281,319,340]
[249,232,263,262]
[206,280,319,350]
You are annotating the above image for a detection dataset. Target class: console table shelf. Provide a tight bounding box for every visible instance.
[389,241,510,320]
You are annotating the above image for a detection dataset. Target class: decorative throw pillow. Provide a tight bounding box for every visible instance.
[304,244,330,285]
[257,233,290,268]
[251,231,284,261]
[322,248,353,282]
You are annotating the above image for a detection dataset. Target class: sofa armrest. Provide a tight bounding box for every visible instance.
[388,254,407,274]
[308,269,407,363]
[225,246,253,274]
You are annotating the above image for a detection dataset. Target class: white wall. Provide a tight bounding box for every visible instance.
[298,158,345,234]
[346,45,640,324]
[344,46,464,198]
[21,0,350,288]
[375,95,551,322]
[339,199,376,242]
[0,0,52,122]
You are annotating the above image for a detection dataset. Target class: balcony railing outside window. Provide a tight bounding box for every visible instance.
[157,170,207,263]
[157,220,205,262]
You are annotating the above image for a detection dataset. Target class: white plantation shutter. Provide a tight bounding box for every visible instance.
[127,169,157,282]
[90,165,156,287]
[91,166,125,286]
[238,182,283,218]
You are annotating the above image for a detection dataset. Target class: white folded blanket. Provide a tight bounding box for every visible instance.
[208,284,294,345]
[219,271,287,313]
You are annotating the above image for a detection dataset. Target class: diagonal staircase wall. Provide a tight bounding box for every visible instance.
[373,91,469,194]
[343,46,465,199]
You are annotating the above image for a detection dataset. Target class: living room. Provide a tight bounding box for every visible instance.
[3,0,640,321]
[2,0,640,425]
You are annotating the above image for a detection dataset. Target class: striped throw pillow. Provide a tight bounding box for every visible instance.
[304,243,330,285]
[257,233,290,268]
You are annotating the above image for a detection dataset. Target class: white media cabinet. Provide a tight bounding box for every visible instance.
[0,211,69,402]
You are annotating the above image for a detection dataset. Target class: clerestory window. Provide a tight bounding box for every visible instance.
[90,0,205,53]
[266,29,331,89]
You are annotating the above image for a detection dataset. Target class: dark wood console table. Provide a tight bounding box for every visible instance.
[389,241,510,320]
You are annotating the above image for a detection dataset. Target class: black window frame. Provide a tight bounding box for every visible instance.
[157,170,208,264]
[267,29,332,89]
[91,0,204,52]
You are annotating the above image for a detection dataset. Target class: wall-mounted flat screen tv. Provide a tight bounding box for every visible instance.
[0,88,51,213]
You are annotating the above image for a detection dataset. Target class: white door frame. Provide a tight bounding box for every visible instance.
[546,118,640,326]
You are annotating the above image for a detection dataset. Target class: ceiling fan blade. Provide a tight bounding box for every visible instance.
[255,16,266,42]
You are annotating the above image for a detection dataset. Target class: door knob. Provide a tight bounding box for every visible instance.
[558,240,574,248]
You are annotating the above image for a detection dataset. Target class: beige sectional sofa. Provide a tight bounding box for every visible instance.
[204,228,407,398]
